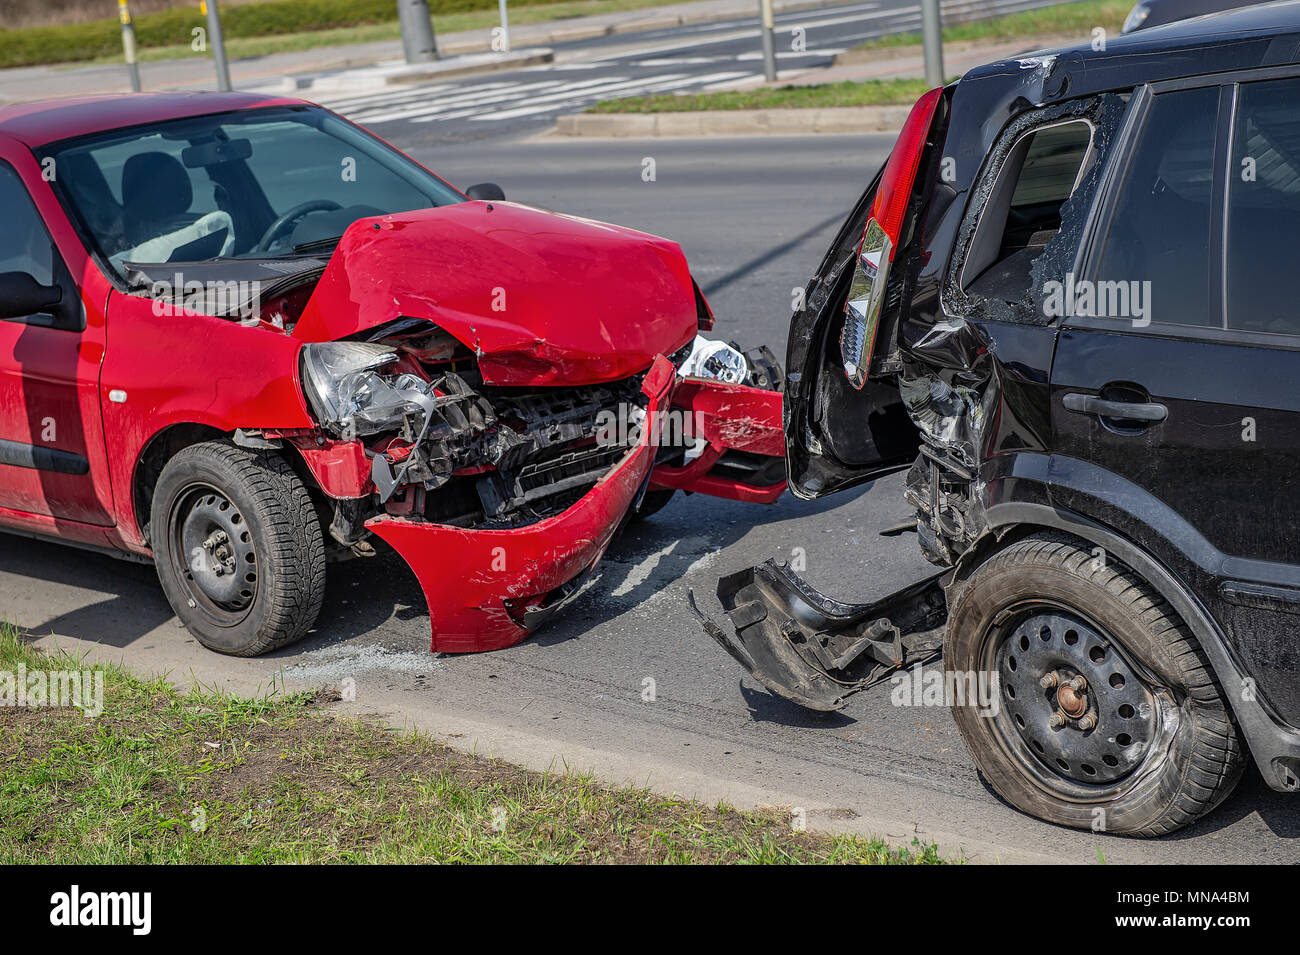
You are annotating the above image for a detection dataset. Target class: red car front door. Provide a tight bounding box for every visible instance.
[0,147,114,528]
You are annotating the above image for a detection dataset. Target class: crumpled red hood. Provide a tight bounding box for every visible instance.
[291,201,698,386]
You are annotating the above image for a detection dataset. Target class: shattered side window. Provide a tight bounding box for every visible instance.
[946,94,1128,324]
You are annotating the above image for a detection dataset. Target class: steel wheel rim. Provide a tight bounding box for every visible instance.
[979,599,1168,801]
[168,482,258,629]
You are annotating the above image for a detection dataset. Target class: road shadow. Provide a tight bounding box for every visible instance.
[0,532,418,660]
[737,680,854,729]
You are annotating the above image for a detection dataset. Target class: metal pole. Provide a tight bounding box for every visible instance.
[398,0,440,63]
[757,0,776,82]
[920,0,945,88]
[203,0,232,92]
[118,0,142,92]
[498,0,511,54]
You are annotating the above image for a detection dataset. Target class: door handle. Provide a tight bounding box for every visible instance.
[1062,393,1168,422]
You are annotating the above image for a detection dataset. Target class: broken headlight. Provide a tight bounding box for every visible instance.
[678,334,748,384]
[300,341,434,437]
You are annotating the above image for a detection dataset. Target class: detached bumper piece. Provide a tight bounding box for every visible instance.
[652,378,786,503]
[689,560,949,710]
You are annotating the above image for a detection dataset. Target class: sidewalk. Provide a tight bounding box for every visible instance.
[0,0,830,105]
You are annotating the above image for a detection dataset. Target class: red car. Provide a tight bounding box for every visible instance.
[0,92,784,656]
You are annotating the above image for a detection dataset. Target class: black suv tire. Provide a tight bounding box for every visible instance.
[945,533,1245,836]
[151,441,326,656]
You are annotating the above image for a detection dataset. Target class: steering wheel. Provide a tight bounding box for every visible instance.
[252,199,343,254]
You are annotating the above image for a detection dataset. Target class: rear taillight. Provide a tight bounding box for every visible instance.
[841,87,943,389]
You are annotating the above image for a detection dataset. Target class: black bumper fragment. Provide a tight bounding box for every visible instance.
[688,560,949,711]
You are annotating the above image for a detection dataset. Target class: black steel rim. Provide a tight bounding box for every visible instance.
[168,483,258,629]
[980,600,1166,800]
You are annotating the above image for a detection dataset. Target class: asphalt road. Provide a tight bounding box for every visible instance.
[315,0,1066,144]
[10,133,1298,863]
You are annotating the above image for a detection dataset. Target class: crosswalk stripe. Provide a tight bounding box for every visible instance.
[431,74,666,121]
[472,70,748,121]
[348,80,571,123]
[317,82,464,112]
[325,73,653,125]
[319,80,524,116]
[468,72,698,121]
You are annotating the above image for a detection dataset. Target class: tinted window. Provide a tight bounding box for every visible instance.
[0,163,56,285]
[1095,86,1219,327]
[1227,77,1300,335]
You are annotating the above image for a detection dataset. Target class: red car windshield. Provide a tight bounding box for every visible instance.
[39,105,465,279]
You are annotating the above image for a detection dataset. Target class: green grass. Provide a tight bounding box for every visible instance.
[0,0,693,69]
[588,77,941,112]
[854,0,1132,51]
[0,625,948,864]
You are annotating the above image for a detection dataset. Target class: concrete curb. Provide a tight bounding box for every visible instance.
[553,104,913,136]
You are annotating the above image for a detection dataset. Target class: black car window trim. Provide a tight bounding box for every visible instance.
[0,158,83,332]
[1073,64,1300,348]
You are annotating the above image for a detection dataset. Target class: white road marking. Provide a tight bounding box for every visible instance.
[346,80,571,124]
[473,70,748,120]
[611,540,679,598]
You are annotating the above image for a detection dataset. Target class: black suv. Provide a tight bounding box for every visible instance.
[695,2,1300,836]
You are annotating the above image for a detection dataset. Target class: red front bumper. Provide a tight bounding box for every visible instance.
[366,356,784,653]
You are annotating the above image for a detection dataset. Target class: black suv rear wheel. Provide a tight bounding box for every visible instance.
[151,441,326,657]
[945,534,1244,836]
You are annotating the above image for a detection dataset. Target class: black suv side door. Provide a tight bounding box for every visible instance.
[1050,75,1300,725]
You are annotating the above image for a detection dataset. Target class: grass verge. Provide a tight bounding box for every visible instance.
[587,77,939,112]
[854,0,1132,51]
[0,625,947,864]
